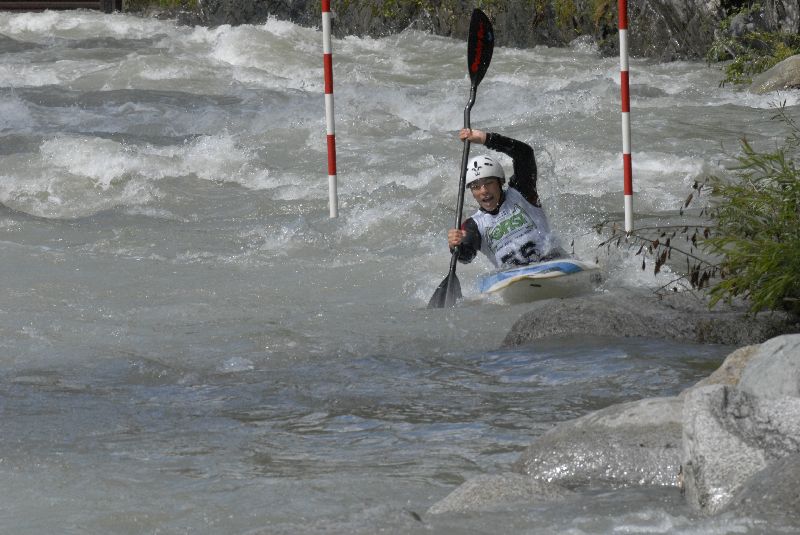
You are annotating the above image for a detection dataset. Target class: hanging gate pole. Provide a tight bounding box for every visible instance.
[322,0,338,218]
[618,0,633,232]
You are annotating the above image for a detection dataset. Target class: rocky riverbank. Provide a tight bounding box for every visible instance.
[136,0,800,89]
[170,0,800,62]
[503,289,799,347]
[429,333,800,524]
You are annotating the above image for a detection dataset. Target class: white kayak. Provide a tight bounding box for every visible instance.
[477,258,601,304]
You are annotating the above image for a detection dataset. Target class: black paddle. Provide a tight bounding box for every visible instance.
[428,9,494,309]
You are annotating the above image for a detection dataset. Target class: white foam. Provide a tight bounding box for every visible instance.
[41,137,136,188]
[0,11,177,42]
[0,132,295,217]
[714,87,800,109]
[187,21,321,91]
[0,62,60,87]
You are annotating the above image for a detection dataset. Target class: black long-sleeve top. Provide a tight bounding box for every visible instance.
[455,132,539,264]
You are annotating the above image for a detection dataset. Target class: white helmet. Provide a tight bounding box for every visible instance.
[466,155,505,188]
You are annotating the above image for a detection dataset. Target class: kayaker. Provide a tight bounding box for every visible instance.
[447,128,564,268]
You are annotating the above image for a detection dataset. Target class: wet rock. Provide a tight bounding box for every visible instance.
[629,0,721,60]
[762,0,800,34]
[682,344,759,392]
[722,452,800,521]
[434,335,800,517]
[513,396,683,488]
[503,290,798,348]
[201,0,317,28]
[681,386,770,514]
[749,54,800,94]
[681,334,800,514]
[682,385,800,514]
[427,473,574,514]
[739,334,800,398]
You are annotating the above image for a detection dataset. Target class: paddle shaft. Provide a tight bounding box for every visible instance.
[444,84,478,298]
[427,9,493,309]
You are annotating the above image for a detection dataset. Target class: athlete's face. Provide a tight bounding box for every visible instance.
[469,178,502,211]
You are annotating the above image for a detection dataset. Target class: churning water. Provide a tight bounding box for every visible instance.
[0,10,797,533]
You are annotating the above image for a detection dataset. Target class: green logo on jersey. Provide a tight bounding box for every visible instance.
[487,206,534,242]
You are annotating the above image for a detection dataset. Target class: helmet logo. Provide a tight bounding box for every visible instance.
[470,159,494,178]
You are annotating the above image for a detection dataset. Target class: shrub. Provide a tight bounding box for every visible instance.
[596,105,800,316]
[706,4,800,85]
[704,107,800,313]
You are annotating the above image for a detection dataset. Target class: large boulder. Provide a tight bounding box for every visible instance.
[513,396,683,488]
[630,0,721,60]
[681,334,800,514]
[683,344,759,391]
[722,452,800,521]
[429,396,682,515]
[502,290,798,348]
[762,0,800,34]
[427,473,574,514]
[749,54,800,94]
[738,334,800,397]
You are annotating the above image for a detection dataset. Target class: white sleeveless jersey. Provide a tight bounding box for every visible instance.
[470,188,558,268]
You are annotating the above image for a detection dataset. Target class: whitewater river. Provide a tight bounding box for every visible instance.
[1,10,798,534]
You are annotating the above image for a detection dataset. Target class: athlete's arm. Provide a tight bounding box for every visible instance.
[484,132,540,206]
[448,218,481,263]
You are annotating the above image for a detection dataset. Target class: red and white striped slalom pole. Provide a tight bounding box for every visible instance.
[322,0,338,218]
[618,0,633,233]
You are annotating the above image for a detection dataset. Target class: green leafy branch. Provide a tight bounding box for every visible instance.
[596,103,800,316]
[595,179,722,299]
[706,3,800,85]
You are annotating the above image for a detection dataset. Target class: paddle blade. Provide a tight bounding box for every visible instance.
[427,273,462,309]
[467,9,494,87]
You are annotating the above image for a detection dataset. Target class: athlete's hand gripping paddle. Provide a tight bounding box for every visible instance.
[428,9,494,309]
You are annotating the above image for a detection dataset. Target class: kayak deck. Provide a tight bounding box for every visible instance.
[478,259,601,304]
